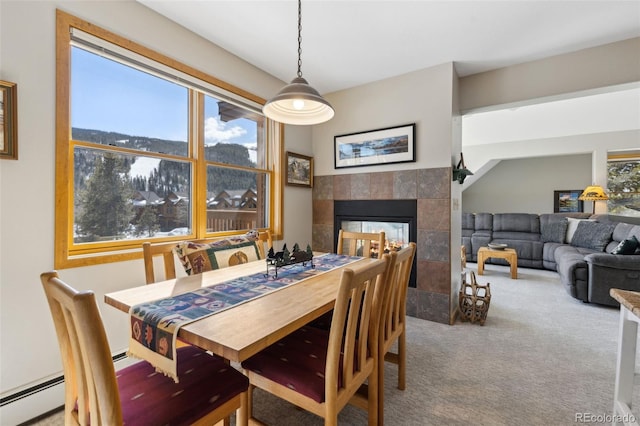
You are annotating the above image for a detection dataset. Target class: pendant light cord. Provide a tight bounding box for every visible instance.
[297,0,303,78]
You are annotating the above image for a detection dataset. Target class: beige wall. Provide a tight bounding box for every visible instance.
[459,37,640,112]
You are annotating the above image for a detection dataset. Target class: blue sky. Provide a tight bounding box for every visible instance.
[71,47,257,149]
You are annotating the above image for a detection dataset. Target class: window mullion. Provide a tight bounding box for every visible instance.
[192,90,207,238]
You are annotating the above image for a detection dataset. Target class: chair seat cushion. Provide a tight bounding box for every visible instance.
[307,310,333,330]
[242,326,337,403]
[117,346,248,425]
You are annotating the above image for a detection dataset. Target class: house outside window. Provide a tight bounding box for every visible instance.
[55,10,282,268]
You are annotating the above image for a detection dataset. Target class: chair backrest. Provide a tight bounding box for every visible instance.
[256,229,273,259]
[325,256,390,403]
[379,243,416,351]
[336,229,386,259]
[143,230,272,284]
[40,271,122,425]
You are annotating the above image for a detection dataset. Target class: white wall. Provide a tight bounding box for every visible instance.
[0,1,310,423]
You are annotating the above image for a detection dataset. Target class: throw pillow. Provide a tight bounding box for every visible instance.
[611,236,639,255]
[187,241,261,274]
[541,219,568,243]
[565,218,595,243]
[570,221,617,252]
[173,231,260,275]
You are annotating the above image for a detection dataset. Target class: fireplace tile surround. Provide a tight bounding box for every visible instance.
[312,167,453,324]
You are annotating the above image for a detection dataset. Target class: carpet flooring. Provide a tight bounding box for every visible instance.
[28,263,639,425]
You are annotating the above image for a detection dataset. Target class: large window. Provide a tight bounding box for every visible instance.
[55,10,283,268]
[608,152,640,218]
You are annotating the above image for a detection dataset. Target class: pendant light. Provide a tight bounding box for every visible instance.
[262,0,334,125]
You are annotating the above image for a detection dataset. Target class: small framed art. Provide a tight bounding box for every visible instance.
[0,80,17,160]
[553,190,584,213]
[286,151,313,188]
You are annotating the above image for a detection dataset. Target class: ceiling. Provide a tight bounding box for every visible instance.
[139,0,640,141]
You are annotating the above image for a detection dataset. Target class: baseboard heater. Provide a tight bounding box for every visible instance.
[1,352,128,425]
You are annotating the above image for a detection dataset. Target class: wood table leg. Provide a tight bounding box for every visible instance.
[508,253,517,279]
[477,252,486,275]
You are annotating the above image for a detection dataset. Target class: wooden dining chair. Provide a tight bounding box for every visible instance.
[143,230,272,284]
[40,270,249,426]
[351,243,417,424]
[308,230,386,330]
[337,229,386,259]
[240,256,391,426]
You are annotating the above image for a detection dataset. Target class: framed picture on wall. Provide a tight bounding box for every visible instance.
[0,80,18,160]
[554,190,584,213]
[334,123,415,169]
[286,151,313,188]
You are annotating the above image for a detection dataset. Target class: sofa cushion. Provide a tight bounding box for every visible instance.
[541,218,568,243]
[565,217,595,243]
[570,221,616,252]
[474,213,493,232]
[493,213,540,233]
[611,236,639,255]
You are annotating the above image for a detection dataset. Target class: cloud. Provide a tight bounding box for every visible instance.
[204,117,247,144]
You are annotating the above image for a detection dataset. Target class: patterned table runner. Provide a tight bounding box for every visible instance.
[128,253,361,382]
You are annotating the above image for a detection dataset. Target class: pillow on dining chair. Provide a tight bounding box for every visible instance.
[190,241,261,273]
[174,232,262,275]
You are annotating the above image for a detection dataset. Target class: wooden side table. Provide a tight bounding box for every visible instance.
[610,289,640,426]
[477,247,518,279]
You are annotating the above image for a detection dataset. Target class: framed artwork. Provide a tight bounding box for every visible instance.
[286,151,313,188]
[0,80,17,160]
[334,123,415,169]
[554,190,584,213]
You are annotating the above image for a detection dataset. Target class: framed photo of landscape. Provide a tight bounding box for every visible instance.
[334,123,415,169]
[554,190,584,213]
[0,80,17,160]
[286,151,313,188]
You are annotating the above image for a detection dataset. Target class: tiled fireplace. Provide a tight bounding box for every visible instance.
[312,167,453,324]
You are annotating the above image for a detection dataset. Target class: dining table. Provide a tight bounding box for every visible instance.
[104,253,378,364]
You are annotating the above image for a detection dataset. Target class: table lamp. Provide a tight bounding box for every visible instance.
[578,185,609,214]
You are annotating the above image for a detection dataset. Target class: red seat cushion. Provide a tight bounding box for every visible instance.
[117,346,248,425]
[307,310,333,330]
[241,326,340,403]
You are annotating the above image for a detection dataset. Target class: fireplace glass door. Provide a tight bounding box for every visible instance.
[340,220,410,258]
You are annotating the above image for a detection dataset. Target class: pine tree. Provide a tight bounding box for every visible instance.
[134,206,160,237]
[76,153,135,242]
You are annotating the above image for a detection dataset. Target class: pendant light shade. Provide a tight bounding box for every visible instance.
[263,77,334,125]
[262,0,334,125]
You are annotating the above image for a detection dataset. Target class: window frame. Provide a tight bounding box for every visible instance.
[55,10,283,268]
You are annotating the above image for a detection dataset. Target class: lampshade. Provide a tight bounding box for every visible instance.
[578,185,609,201]
[262,0,334,126]
[263,77,334,125]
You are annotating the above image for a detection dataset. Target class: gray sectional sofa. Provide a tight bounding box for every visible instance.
[462,212,640,307]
